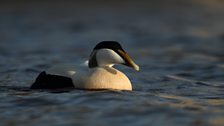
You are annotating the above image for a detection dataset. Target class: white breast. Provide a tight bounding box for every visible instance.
[72,67,132,91]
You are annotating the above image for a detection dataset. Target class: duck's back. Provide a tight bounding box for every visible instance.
[31,64,81,89]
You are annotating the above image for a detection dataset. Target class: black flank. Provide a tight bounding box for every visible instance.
[30,71,74,89]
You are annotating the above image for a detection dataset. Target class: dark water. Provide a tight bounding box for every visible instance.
[0,0,224,126]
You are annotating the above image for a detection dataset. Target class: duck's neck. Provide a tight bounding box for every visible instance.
[88,50,115,69]
[88,51,98,68]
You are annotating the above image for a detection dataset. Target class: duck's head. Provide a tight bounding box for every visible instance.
[88,41,140,71]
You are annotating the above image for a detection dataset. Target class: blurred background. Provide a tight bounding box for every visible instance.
[1,0,223,54]
[0,0,224,126]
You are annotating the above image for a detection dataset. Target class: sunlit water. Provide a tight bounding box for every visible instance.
[0,1,224,126]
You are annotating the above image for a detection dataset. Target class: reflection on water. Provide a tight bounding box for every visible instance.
[0,0,224,126]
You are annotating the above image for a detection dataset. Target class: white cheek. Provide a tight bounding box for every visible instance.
[96,49,125,66]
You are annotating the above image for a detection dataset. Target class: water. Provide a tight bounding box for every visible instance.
[0,0,224,126]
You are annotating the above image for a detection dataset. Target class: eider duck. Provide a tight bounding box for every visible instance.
[30,41,140,91]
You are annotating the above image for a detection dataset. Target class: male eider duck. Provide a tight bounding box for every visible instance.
[31,41,140,91]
